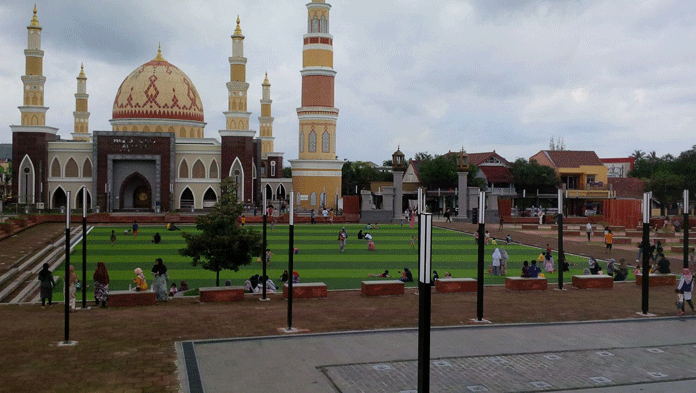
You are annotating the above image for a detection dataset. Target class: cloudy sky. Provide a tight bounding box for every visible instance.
[1,0,695,165]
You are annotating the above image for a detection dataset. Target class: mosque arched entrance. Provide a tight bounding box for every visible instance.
[119,172,152,210]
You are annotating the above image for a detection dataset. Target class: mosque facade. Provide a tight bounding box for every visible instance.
[11,1,341,213]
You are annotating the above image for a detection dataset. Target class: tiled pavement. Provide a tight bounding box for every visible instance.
[178,317,696,393]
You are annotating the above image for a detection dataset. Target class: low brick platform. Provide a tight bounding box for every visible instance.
[635,274,677,287]
[572,275,613,289]
[563,231,581,236]
[625,230,643,238]
[505,277,547,291]
[521,224,538,230]
[670,246,687,253]
[108,290,156,307]
[361,280,405,296]
[678,238,696,245]
[282,282,327,299]
[199,286,245,303]
[612,237,632,245]
[435,278,477,293]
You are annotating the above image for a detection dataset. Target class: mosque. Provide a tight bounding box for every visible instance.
[11,1,342,213]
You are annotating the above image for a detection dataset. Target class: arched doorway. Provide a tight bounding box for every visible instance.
[264,184,273,201]
[119,172,152,210]
[52,187,67,209]
[203,188,217,209]
[180,188,194,210]
[76,188,91,210]
[276,184,286,201]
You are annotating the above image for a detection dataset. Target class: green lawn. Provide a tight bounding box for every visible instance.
[55,223,595,301]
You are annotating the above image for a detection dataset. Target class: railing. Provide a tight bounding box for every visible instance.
[565,189,615,199]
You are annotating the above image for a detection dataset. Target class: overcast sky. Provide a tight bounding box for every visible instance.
[1,0,695,165]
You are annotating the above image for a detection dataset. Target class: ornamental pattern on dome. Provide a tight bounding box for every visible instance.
[112,58,204,122]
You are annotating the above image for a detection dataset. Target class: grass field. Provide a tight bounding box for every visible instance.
[55,223,596,301]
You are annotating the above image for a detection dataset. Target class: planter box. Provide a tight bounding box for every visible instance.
[572,275,613,289]
[199,286,245,302]
[282,282,327,299]
[505,277,547,291]
[361,280,405,296]
[435,278,477,293]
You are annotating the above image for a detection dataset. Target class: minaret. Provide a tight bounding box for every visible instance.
[219,16,256,204]
[258,73,274,158]
[11,4,59,205]
[72,63,90,141]
[291,0,343,209]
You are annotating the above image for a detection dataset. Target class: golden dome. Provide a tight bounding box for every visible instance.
[112,50,204,123]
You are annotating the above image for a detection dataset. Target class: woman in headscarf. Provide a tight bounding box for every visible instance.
[151,258,168,301]
[677,268,694,315]
[543,252,555,273]
[499,248,509,276]
[132,268,148,291]
[37,263,55,307]
[93,262,110,308]
[66,265,78,312]
[491,248,502,276]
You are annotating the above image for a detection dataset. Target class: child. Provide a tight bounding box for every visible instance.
[677,290,685,316]
[110,230,117,246]
[410,236,415,248]
[677,268,694,315]
[368,270,389,278]
[265,249,273,265]
[505,234,512,245]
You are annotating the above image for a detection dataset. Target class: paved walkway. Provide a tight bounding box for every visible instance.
[177,317,696,393]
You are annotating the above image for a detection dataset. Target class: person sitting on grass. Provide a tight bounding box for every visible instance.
[398,268,413,282]
[292,271,300,283]
[528,260,541,278]
[151,232,161,244]
[357,230,364,239]
[280,269,289,283]
[132,268,148,291]
[169,283,178,297]
[443,272,453,278]
[505,234,512,245]
[367,236,376,251]
[368,270,389,278]
[179,280,189,292]
[521,261,531,278]
[543,252,555,273]
[613,259,629,281]
[588,255,599,275]
[167,223,180,231]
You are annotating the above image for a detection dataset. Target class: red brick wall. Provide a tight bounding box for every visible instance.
[302,75,334,107]
[603,199,641,229]
[220,135,255,204]
[12,132,57,203]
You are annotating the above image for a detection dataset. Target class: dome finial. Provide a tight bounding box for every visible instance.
[30,3,40,26]
[234,15,243,36]
[78,62,86,78]
[263,72,270,85]
[154,43,165,61]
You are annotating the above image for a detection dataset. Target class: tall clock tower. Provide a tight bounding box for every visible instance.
[290,0,343,210]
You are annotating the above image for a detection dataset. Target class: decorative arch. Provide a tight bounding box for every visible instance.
[188,128,195,138]
[83,158,93,178]
[192,159,205,179]
[229,157,244,202]
[322,131,330,153]
[51,186,67,209]
[179,159,189,178]
[180,187,194,210]
[130,125,138,132]
[142,126,150,132]
[209,160,219,179]
[65,157,79,178]
[276,184,286,201]
[308,130,316,152]
[155,126,163,132]
[310,192,317,206]
[119,172,152,210]
[19,154,36,204]
[299,131,305,153]
[178,127,186,137]
[252,163,257,179]
[203,187,217,208]
[50,157,61,177]
[264,184,273,201]
[320,192,327,207]
[76,187,91,210]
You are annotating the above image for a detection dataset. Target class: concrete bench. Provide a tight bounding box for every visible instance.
[108,290,156,307]
[572,274,613,289]
[505,277,547,291]
[635,273,677,287]
[435,278,477,293]
[361,280,405,296]
[283,282,327,299]
[199,286,245,303]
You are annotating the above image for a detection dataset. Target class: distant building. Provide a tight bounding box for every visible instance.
[600,157,635,178]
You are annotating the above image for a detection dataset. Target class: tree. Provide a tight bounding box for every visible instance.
[417,154,457,190]
[511,158,561,193]
[282,167,292,178]
[631,150,645,160]
[341,161,391,195]
[549,136,565,151]
[179,177,262,286]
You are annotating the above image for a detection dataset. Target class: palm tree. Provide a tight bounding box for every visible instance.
[631,150,645,160]
[647,151,658,162]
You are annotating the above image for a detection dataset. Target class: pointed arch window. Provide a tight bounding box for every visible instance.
[179,159,189,178]
[51,158,61,177]
[209,160,219,179]
[322,131,330,153]
[83,158,93,178]
[299,131,305,153]
[311,15,319,33]
[308,131,316,153]
[192,159,205,179]
[270,161,276,177]
[310,192,317,206]
[65,158,79,178]
[320,15,327,33]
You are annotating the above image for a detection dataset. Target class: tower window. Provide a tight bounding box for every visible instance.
[308,131,316,152]
[322,131,330,153]
[299,132,305,153]
[270,161,276,177]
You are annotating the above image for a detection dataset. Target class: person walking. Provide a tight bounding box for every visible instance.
[93,262,110,308]
[491,248,502,276]
[605,229,613,254]
[677,268,694,315]
[66,265,78,312]
[338,227,347,252]
[132,221,139,238]
[37,263,55,307]
[586,222,592,242]
[110,230,117,246]
[151,258,168,301]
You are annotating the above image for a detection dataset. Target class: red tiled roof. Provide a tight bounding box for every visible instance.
[608,178,645,199]
[466,151,511,167]
[479,166,514,183]
[540,150,603,168]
